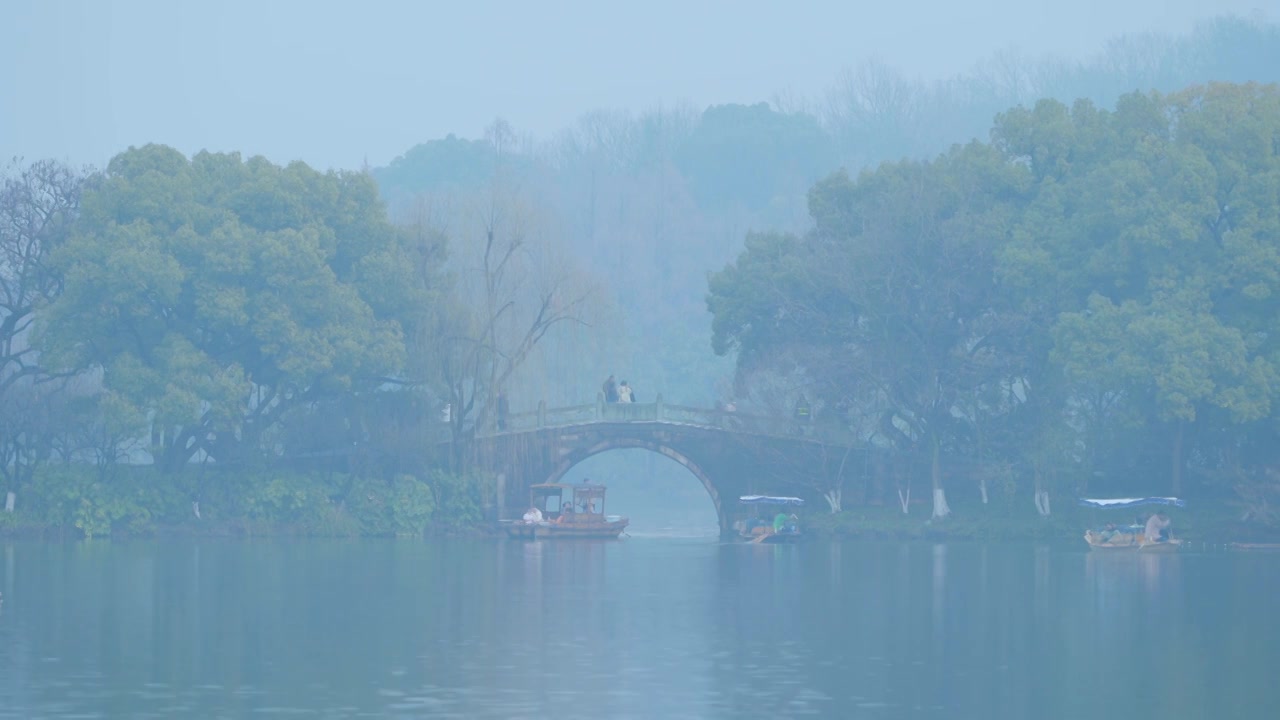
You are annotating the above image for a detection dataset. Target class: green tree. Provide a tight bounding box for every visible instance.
[996,85,1280,496]
[710,142,1030,518]
[40,145,429,474]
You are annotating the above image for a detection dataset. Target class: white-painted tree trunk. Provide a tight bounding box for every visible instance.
[930,438,950,519]
[496,472,506,521]
[931,488,951,519]
[823,489,842,513]
[192,501,201,520]
[979,477,989,505]
[1034,489,1051,516]
[897,486,911,514]
[4,491,14,513]
[1032,458,1051,516]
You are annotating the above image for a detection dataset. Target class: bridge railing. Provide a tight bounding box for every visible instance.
[501,399,660,431]
[484,394,856,444]
[500,403,594,433]
[665,404,781,435]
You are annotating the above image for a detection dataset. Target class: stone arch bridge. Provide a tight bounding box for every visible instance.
[470,397,864,537]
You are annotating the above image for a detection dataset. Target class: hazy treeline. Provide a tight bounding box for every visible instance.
[709,82,1280,524]
[374,13,1280,412]
[0,15,1277,536]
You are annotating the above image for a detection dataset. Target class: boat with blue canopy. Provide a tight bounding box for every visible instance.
[735,496,803,543]
[1080,497,1183,551]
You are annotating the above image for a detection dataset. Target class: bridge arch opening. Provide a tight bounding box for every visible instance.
[543,438,723,537]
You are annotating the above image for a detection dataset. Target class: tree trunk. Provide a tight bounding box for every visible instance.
[930,437,950,519]
[824,489,842,513]
[1171,420,1184,497]
[4,491,13,513]
[1034,489,1051,516]
[976,407,988,504]
[496,471,507,521]
[1033,460,1051,516]
[894,453,910,513]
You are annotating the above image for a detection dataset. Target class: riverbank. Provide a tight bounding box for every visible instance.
[4,465,1277,544]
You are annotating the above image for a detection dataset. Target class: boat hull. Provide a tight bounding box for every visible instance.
[499,520,540,539]
[746,533,801,544]
[534,517,629,539]
[740,529,802,544]
[1084,531,1182,552]
[500,517,629,539]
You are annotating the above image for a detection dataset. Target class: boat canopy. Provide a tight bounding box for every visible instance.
[1078,497,1185,509]
[739,495,804,506]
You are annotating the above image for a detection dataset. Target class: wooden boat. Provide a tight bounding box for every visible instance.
[734,495,803,543]
[499,482,628,540]
[1079,497,1184,552]
[1083,528,1184,552]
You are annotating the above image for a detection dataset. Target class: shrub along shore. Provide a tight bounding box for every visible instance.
[3,465,1274,545]
[0,466,487,540]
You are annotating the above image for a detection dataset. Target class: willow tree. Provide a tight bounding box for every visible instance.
[0,159,83,511]
[406,121,599,475]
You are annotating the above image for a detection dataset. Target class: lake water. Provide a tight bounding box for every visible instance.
[1,536,1276,719]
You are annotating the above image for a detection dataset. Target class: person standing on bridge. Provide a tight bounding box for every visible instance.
[618,381,633,403]
[603,375,619,403]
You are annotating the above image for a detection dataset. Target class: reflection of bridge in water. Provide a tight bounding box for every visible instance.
[472,396,862,538]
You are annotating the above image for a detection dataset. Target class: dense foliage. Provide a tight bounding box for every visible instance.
[39,146,429,472]
[0,147,486,536]
[707,83,1280,522]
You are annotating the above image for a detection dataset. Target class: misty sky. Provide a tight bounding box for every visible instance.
[1,0,1270,171]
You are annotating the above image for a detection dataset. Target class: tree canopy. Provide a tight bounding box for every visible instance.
[708,82,1280,510]
[39,145,433,471]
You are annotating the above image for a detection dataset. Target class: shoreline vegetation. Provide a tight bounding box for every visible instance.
[1,466,1275,544]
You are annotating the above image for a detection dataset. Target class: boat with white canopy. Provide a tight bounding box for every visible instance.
[734,495,803,543]
[1080,497,1184,551]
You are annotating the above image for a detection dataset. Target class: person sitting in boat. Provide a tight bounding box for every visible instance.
[773,512,789,534]
[1144,512,1172,543]
[557,506,574,523]
[522,506,543,524]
